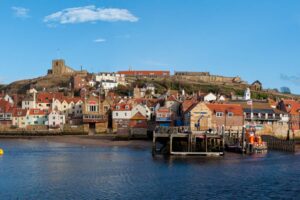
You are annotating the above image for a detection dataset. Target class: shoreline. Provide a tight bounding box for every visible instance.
[0,135,152,149]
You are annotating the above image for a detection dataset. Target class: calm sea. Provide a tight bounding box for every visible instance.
[0,139,299,200]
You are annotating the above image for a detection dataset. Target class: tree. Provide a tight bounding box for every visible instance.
[280,87,291,94]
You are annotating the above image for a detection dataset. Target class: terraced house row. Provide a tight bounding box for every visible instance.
[0,86,300,138]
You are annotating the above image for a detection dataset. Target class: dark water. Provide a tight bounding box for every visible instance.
[0,139,299,200]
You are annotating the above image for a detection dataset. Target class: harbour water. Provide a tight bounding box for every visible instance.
[0,139,299,199]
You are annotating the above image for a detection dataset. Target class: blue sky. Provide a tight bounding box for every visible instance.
[0,0,300,94]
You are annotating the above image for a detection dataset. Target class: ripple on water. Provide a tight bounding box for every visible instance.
[0,140,300,199]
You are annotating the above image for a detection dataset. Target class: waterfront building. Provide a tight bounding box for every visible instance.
[12,108,28,128]
[26,109,48,127]
[112,102,132,131]
[83,96,110,134]
[278,99,300,131]
[129,112,147,129]
[187,102,244,132]
[155,107,174,127]
[47,110,65,128]
[52,97,84,118]
[0,99,14,127]
[233,101,289,136]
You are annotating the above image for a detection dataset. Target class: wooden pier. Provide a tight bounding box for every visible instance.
[262,135,295,152]
[152,126,224,156]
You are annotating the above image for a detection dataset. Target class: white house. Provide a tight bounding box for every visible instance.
[26,109,48,126]
[145,83,156,95]
[22,97,36,109]
[52,97,83,117]
[101,80,118,90]
[112,103,132,119]
[47,111,65,128]
[204,93,217,102]
[131,104,151,120]
[95,72,126,86]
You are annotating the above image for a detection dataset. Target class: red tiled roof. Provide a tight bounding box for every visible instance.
[206,103,243,116]
[182,99,197,113]
[12,108,27,117]
[131,112,147,120]
[112,102,132,111]
[282,100,300,115]
[56,97,83,104]
[0,99,13,113]
[37,92,64,103]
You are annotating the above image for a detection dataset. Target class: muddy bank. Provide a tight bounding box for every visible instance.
[0,135,152,149]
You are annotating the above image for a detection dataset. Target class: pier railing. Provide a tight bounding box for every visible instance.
[154,126,191,135]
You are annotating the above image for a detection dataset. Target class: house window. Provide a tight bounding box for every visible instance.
[216,112,223,117]
[116,106,120,110]
[116,113,119,117]
[89,105,98,112]
[125,113,127,116]
[228,112,234,117]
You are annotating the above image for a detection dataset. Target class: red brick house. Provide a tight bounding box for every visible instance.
[0,99,14,127]
[188,102,244,131]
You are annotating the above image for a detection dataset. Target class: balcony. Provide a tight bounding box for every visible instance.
[245,115,281,121]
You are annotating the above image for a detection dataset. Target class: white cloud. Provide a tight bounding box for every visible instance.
[44,5,138,24]
[94,38,106,43]
[12,6,30,18]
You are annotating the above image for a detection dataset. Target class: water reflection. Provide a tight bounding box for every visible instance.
[0,139,299,200]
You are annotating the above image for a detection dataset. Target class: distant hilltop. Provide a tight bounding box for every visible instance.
[0,59,298,100]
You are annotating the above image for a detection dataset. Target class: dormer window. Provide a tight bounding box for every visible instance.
[125,105,129,110]
[34,110,39,114]
[286,104,291,108]
[116,106,120,110]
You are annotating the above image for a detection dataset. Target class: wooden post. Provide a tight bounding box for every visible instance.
[205,135,208,152]
[152,131,156,156]
[170,135,173,154]
[222,125,225,152]
[241,126,245,154]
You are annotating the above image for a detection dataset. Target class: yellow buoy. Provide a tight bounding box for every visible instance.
[0,148,4,155]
